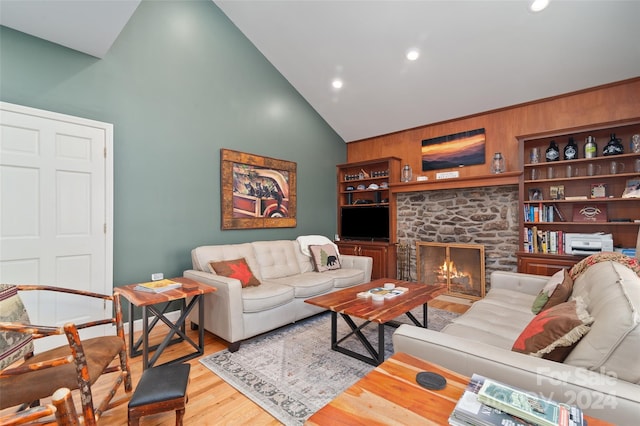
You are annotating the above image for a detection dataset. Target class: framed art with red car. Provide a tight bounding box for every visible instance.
[220,149,297,229]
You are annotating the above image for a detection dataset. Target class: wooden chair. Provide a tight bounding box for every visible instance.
[0,284,133,426]
[0,387,80,426]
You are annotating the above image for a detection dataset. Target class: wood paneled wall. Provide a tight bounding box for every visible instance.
[347,78,640,179]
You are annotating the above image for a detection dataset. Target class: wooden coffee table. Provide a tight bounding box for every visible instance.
[306,352,613,425]
[305,279,446,366]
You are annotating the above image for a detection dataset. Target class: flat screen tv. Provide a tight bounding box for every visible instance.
[340,206,389,242]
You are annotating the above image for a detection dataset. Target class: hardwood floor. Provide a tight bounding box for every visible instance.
[19,297,470,425]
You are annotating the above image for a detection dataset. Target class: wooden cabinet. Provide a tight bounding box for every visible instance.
[336,241,396,280]
[337,157,401,279]
[518,120,640,275]
[517,253,580,276]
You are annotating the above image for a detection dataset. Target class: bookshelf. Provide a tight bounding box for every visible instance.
[518,120,640,275]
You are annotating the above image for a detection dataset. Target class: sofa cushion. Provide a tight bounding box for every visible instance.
[268,273,334,298]
[441,288,535,349]
[251,240,302,279]
[309,244,341,272]
[209,258,261,288]
[321,268,366,288]
[513,297,594,362]
[565,260,640,384]
[531,269,573,314]
[241,282,295,313]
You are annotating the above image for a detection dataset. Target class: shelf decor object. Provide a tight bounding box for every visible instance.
[590,183,607,199]
[220,149,296,229]
[572,204,608,222]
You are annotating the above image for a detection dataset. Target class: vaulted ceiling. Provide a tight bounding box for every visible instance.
[2,1,639,142]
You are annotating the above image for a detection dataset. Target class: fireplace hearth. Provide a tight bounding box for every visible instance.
[416,242,485,299]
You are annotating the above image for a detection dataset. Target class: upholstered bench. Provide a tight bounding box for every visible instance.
[128,363,190,426]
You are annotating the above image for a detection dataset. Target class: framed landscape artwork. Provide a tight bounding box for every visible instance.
[422,128,486,171]
[220,149,297,229]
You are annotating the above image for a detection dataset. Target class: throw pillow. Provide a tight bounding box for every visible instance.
[209,258,261,288]
[0,284,34,370]
[531,269,564,314]
[309,244,341,272]
[513,297,594,362]
[531,269,573,314]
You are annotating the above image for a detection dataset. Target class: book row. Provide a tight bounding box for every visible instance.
[523,227,566,255]
[523,203,566,223]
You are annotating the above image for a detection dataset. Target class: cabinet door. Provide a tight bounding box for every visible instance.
[517,253,578,276]
[358,244,388,280]
[336,241,392,280]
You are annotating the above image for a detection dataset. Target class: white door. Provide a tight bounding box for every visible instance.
[0,102,113,351]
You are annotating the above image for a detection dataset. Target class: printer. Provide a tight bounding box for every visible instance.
[565,233,613,255]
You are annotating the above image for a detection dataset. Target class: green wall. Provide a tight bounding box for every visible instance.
[0,0,346,287]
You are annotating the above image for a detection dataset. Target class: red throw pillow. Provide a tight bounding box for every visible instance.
[513,297,593,362]
[209,258,261,288]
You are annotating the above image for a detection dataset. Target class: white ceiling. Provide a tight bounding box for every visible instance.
[2,1,639,142]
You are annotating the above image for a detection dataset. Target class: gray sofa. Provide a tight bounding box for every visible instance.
[393,255,639,424]
[184,239,372,351]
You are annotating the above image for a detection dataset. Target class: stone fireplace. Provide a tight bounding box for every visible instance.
[396,184,519,291]
[416,242,485,299]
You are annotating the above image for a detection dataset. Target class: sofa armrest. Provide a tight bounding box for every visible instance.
[393,325,639,424]
[490,270,549,296]
[340,255,373,283]
[183,269,245,343]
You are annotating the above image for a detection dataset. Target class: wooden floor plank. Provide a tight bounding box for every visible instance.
[3,297,469,425]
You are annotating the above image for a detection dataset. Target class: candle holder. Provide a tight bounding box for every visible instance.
[490,152,505,174]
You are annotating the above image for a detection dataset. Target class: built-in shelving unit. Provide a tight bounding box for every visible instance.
[518,120,640,275]
[336,157,401,279]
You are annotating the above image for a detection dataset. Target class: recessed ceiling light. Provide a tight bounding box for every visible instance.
[332,79,343,89]
[529,0,549,12]
[406,49,420,61]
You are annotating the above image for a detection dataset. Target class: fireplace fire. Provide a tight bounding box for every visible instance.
[416,242,485,299]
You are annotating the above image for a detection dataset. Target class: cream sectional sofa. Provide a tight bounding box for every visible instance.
[393,254,640,424]
[183,239,372,351]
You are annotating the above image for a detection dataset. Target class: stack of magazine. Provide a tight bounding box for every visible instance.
[449,374,584,426]
[134,279,182,293]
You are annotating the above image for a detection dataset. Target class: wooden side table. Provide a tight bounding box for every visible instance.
[115,277,216,369]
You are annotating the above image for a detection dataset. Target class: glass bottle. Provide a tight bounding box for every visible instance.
[545,140,560,162]
[401,164,412,182]
[584,136,597,158]
[603,133,624,156]
[563,137,578,160]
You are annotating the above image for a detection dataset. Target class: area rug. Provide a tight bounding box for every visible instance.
[200,306,459,425]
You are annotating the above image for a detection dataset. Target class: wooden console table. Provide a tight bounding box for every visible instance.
[306,352,612,425]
